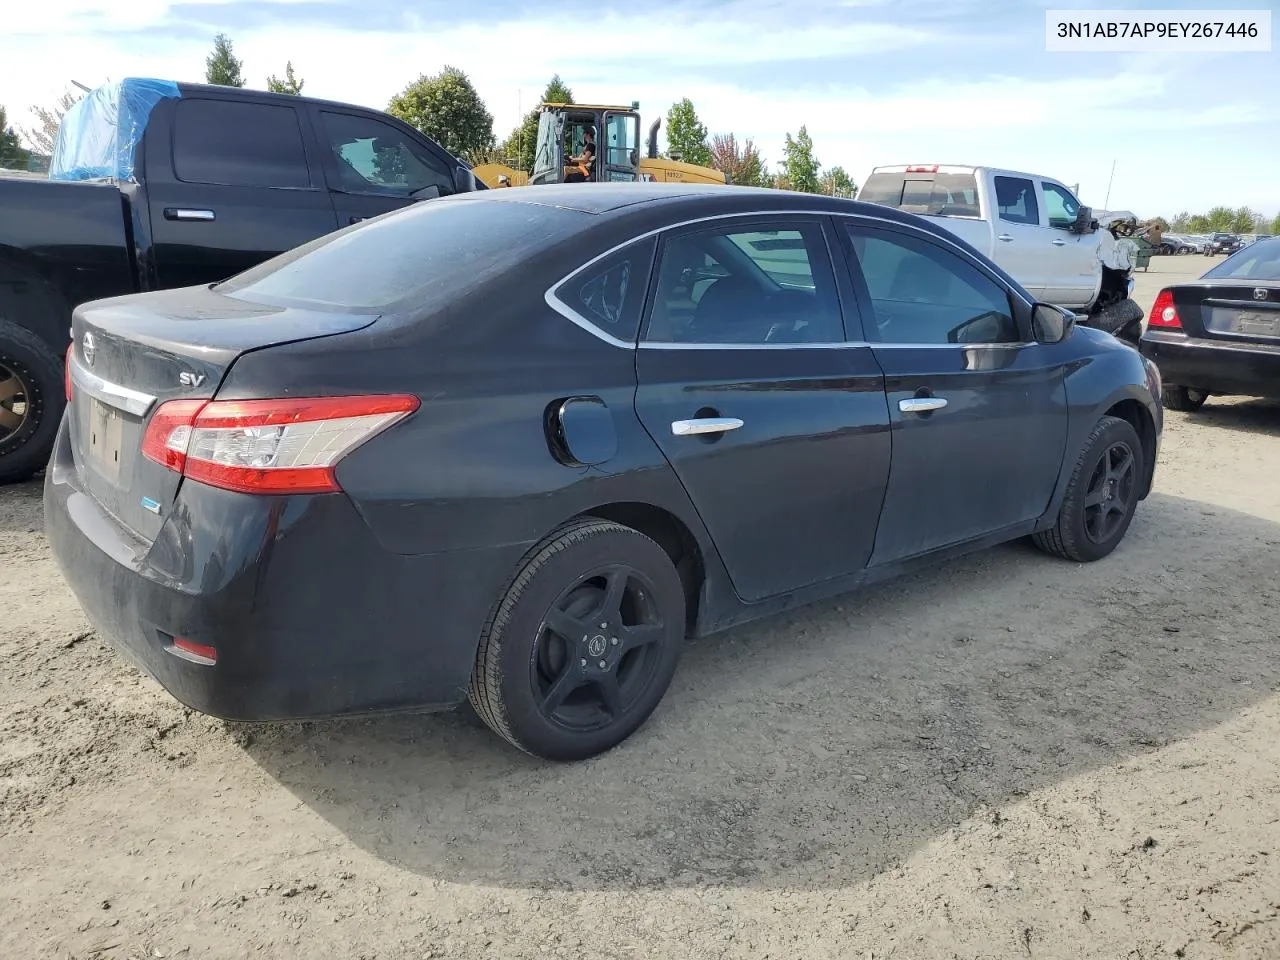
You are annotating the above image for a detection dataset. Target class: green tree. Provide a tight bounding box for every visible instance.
[819,165,856,198]
[708,132,769,187]
[664,98,711,167]
[206,33,245,87]
[387,66,494,162]
[266,61,304,95]
[1203,205,1235,232]
[782,125,820,194]
[1271,213,1280,235]
[499,74,574,172]
[0,106,30,168]
[1186,214,1211,233]
[21,88,82,155]
[1170,211,1191,232]
[1230,205,1260,233]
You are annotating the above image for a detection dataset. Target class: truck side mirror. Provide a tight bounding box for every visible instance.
[454,166,477,193]
[1071,204,1093,234]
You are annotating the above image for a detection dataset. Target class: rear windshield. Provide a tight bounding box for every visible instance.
[216,197,587,313]
[1203,238,1280,281]
[858,171,981,218]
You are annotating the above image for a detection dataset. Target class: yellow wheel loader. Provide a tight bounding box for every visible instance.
[471,102,726,189]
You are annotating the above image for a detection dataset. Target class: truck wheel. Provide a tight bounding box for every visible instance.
[1162,385,1209,411]
[468,518,686,762]
[1033,415,1144,563]
[0,319,65,485]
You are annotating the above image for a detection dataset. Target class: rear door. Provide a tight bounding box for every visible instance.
[986,172,1049,298]
[145,95,340,289]
[835,217,1070,565]
[310,107,461,225]
[632,214,892,603]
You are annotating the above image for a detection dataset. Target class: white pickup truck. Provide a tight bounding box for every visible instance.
[856,164,1143,339]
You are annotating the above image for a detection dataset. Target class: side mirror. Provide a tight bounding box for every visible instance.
[1071,204,1093,234]
[453,166,477,193]
[1032,303,1076,344]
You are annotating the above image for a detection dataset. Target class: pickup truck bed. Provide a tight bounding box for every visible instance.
[0,77,482,484]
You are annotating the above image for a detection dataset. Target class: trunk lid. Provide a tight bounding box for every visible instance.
[1169,280,1280,345]
[68,284,377,542]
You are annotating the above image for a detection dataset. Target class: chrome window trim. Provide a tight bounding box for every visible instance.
[543,207,1037,351]
[69,355,157,417]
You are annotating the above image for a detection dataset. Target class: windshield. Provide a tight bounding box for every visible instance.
[215,197,585,313]
[531,111,560,181]
[859,171,980,217]
[1203,237,1280,281]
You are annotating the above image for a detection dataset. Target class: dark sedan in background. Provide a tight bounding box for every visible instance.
[45,183,1163,762]
[1141,236,1280,410]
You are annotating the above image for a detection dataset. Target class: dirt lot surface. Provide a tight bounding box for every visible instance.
[3,255,1278,959]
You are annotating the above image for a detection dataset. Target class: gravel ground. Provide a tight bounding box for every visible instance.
[2,255,1278,959]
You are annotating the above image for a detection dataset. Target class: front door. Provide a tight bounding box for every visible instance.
[1040,179,1101,307]
[600,111,641,182]
[633,215,892,603]
[837,219,1070,565]
[312,108,462,226]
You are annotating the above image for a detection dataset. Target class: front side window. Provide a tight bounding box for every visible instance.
[994,175,1039,226]
[320,112,454,198]
[643,221,843,345]
[845,224,1019,345]
[172,99,310,189]
[531,111,561,181]
[603,113,639,175]
[1041,181,1080,229]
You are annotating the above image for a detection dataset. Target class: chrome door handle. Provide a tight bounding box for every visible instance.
[1051,238,1066,246]
[671,417,744,436]
[164,208,215,221]
[899,397,947,413]
[997,234,1014,242]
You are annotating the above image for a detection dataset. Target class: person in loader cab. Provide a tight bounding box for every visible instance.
[564,126,596,182]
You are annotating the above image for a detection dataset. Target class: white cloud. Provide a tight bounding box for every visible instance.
[0,3,1274,217]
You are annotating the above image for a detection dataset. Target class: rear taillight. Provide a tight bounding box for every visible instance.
[141,394,418,494]
[905,164,939,173]
[65,343,73,399]
[1148,289,1182,329]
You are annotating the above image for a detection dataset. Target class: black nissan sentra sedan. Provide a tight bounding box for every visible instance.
[1140,236,1280,411]
[45,183,1163,761]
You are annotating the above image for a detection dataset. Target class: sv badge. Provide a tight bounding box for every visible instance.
[179,371,206,388]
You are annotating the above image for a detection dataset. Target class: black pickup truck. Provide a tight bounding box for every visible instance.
[0,79,483,483]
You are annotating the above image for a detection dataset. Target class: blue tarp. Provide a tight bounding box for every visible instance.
[48,78,181,182]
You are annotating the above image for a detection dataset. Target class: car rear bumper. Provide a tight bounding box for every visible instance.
[1140,331,1280,398]
[43,414,531,722]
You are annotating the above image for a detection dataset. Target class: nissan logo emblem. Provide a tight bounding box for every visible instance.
[82,331,97,366]
[1254,288,1269,302]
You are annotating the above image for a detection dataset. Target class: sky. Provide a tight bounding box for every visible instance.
[2,0,1277,219]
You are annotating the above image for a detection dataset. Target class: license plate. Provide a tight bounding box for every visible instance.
[86,397,125,481]
[1232,312,1280,337]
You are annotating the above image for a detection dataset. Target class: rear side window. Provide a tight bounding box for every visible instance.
[994,176,1039,226]
[553,237,655,342]
[859,171,980,217]
[172,99,310,189]
[216,197,587,312]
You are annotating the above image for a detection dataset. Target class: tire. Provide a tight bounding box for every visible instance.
[1088,297,1144,344]
[468,518,686,761]
[0,318,65,485]
[1162,385,1209,411]
[1034,415,1144,563]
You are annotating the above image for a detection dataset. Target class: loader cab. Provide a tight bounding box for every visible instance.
[529,102,642,186]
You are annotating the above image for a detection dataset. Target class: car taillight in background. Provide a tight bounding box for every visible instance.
[1148,289,1182,330]
[141,394,419,494]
